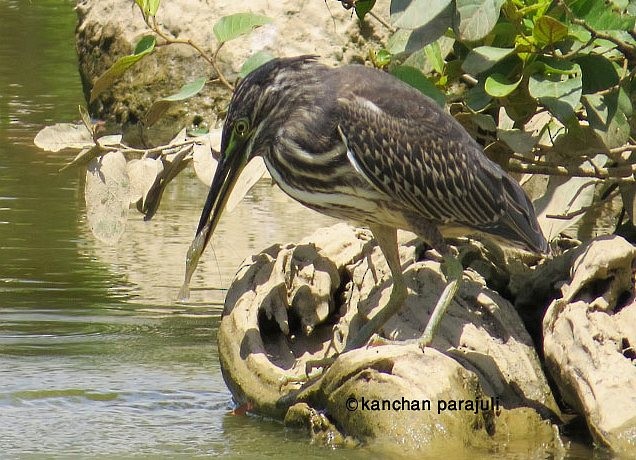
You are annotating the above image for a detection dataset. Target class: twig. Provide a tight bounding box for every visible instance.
[545,189,620,220]
[460,74,478,86]
[510,152,546,166]
[368,10,396,33]
[557,0,636,61]
[149,16,234,91]
[609,144,636,156]
[552,36,595,60]
[586,157,604,176]
[506,159,636,181]
[94,139,197,157]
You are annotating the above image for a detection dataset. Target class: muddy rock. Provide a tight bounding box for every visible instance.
[75,0,390,135]
[217,223,561,451]
[543,235,636,455]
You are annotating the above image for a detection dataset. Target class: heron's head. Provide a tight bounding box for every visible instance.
[195,55,320,243]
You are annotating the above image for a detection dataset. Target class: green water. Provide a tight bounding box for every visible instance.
[0,1,346,457]
[0,1,600,458]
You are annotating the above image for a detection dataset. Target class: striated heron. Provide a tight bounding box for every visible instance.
[193,55,547,353]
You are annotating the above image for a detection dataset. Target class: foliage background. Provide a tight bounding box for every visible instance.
[36,0,636,247]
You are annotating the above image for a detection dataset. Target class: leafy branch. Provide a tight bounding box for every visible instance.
[89,2,274,107]
[35,0,636,248]
[350,0,636,241]
[556,0,636,62]
[145,15,234,91]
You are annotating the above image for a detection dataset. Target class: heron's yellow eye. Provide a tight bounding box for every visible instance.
[234,118,250,137]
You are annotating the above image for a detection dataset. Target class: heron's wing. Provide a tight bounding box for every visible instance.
[332,67,546,251]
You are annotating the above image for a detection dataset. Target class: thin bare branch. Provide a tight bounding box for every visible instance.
[368,10,396,33]
[558,0,636,61]
[506,160,636,181]
[546,189,620,220]
[149,16,234,91]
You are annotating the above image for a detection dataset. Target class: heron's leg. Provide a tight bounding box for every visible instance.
[344,224,407,352]
[418,252,463,349]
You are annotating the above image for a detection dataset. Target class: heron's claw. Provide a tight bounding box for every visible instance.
[305,355,337,374]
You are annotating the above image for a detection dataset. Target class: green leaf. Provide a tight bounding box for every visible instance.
[144,77,207,127]
[489,22,517,48]
[501,87,537,123]
[462,46,514,75]
[528,61,582,124]
[213,13,272,44]
[583,88,632,149]
[372,49,392,68]
[423,41,444,74]
[466,81,492,112]
[390,0,452,29]
[386,18,452,54]
[387,29,410,54]
[355,0,376,19]
[90,36,156,103]
[165,78,207,101]
[403,36,455,74]
[497,129,537,154]
[134,35,156,54]
[455,0,505,42]
[240,51,274,78]
[567,23,592,43]
[619,182,636,225]
[534,164,604,240]
[532,16,568,47]
[550,125,608,159]
[135,0,160,17]
[391,66,445,107]
[565,0,635,30]
[454,112,496,140]
[573,54,620,94]
[484,73,521,97]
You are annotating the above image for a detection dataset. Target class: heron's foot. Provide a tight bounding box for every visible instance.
[302,332,391,376]
[278,323,352,389]
[278,365,327,391]
[367,334,394,347]
[418,254,463,351]
[418,333,434,351]
[344,279,408,353]
[305,355,338,374]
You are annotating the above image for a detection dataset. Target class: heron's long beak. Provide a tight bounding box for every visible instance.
[195,149,246,249]
[178,143,247,301]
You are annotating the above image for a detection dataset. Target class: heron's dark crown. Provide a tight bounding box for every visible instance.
[221,55,324,156]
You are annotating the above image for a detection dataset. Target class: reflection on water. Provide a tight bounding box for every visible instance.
[84,177,337,308]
